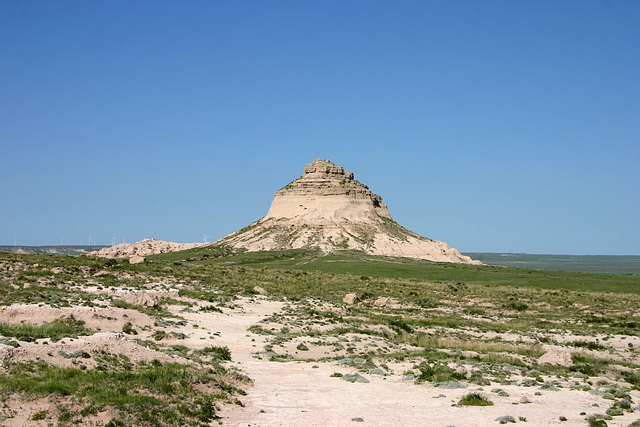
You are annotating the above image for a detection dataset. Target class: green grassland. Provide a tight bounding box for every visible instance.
[464,253,640,275]
[1,246,639,425]
[150,246,640,295]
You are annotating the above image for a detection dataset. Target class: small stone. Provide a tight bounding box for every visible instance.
[129,256,146,264]
[374,297,388,307]
[343,373,369,383]
[253,286,268,295]
[538,348,573,366]
[121,291,158,307]
[343,293,359,305]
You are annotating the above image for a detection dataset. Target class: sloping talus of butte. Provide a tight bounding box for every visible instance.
[216,159,481,264]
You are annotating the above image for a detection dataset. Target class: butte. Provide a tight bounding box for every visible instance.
[215,159,480,264]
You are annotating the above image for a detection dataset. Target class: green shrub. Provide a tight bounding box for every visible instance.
[201,345,232,361]
[568,340,606,351]
[458,392,493,406]
[199,305,223,313]
[414,362,465,384]
[121,322,137,335]
[388,318,413,333]
[606,407,623,416]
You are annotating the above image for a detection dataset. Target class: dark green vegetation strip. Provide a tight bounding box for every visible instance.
[0,315,93,342]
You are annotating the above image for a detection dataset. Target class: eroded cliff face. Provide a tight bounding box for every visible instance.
[216,159,480,264]
[265,159,391,222]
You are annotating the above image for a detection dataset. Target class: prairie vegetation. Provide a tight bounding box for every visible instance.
[0,247,639,425]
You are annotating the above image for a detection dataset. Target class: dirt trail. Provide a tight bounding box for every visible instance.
[181,298,628,427]
[2,296,638,426]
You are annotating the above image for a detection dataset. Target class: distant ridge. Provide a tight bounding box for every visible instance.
[216,159,480,264]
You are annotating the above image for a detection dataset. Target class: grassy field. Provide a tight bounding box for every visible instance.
[464,252,640,275]
[150,246,640,295]
[1,247,639,425]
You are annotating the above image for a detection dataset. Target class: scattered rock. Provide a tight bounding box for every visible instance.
[374,297,388,307]
[519,395,531,404]
[343,293,359,305]
[120,291,158,308]
[495,415,516,424]
[58,349,90,359]
[343,373,369,383]
[538,348,573,366]
[253,286,268,295]
[129,256,146,264]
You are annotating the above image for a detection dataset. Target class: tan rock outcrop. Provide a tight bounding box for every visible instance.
[374,297,389,307]
[253,286,268,295]
[119,291,158,308]
[216,159,481,264]
[538,348,573,366]
[129,256,146,264]
[343,293,359,305]
[88,238,203,259]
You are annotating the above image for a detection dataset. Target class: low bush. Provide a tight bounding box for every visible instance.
[201,345,232,361]
[458,392,493,406]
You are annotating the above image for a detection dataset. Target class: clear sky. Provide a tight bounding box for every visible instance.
[1,1,638,255]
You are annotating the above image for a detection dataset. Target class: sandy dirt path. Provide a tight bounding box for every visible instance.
[179,298,637,427]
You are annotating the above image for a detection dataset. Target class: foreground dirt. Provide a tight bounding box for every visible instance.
[2,292,640,426]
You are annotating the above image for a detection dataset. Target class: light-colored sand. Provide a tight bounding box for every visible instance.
[2,295,639,426]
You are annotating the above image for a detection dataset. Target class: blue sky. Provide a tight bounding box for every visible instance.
[1,1,638,255]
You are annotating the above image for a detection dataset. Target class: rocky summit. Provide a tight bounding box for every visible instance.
[216,159,480,264]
